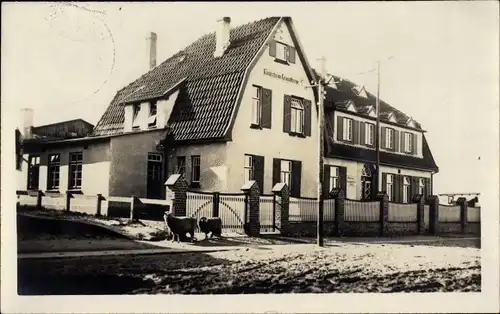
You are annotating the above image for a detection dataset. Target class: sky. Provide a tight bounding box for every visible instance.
[2,1,499,199]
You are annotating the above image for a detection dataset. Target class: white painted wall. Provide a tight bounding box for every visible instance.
[227,19,318,197]
[332,111,425,159]
[324,157,432,200]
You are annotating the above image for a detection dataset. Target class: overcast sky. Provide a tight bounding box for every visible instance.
[2,2,498,198]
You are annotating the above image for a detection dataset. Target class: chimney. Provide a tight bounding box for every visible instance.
[19,108,34,139]
[147,32,157,69]
[214,17,231,57]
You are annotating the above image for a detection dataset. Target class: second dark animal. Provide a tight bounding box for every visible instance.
[198,217,222,240]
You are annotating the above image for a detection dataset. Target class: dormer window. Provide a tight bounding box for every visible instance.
[148,101,157,128]
[132,104,140,129]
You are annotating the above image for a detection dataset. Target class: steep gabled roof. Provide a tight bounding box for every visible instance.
[91,17,281,140]
[316,70,423,130]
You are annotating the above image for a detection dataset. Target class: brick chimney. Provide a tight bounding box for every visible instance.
[147,32,157,69]
[214,17,231,58]
[19,108,34,139]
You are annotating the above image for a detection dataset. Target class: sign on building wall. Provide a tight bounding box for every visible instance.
[347,175,356,186]
[263,69,303,85]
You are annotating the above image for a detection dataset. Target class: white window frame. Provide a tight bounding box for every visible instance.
[251,86,262,126]
[386,128,394,149]
[386,174,393,201]
[404,132,412,153]
[403,176,410,203]
[290,98,304,134]
[418,178,425,195]
[329,166,339,191]
[365,123,374,145]
[342,117,353,141]
[68,152,83,190]
[47,153,61,190]
[244,155,253,183]
[280,160,292,188]
[191,156,201,183]
[148,101,157,128]
[275,42,288,62]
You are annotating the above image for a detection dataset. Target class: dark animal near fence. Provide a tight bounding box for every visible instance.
[198,217,222,240]
[163,210,197,243]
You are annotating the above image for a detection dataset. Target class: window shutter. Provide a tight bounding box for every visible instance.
[261,88,272,129]
[401,132,406,153]
[411,133,417,154]
[353,120,359,144]
[381,127,386,149]
[382,173,387,194]
[323,165,331,198]
[424,177,431,197]
[303,99,312,136]
[360,122,366,146]
[283,95,291,133]
[394,130,400,152]
[253,155,265,193]
[272,158,281,188]
[411,176,418,198]
[269,40,277,57]
[397,175,404,203]
[288,46,296,64]
[339,166,347,196]
[336,116,343,141]
[291,160,302,197]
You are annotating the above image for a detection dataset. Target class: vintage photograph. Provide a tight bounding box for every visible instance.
[2,1,499,313]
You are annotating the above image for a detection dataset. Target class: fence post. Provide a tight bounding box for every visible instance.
[96,194,103,217]
[413,194,425,235]
[241,180,260,237]
[456,197,468,234]
[272,183,290,236]
[36,190,43,210]
[130,195,137,221]
[65,191,72,212]
[427,195,440,235]
[212,192,220,217]
[376,192,389,236]
[331,188,345,237]
[165,174,188,216]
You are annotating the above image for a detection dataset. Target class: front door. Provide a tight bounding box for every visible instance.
[147,153,163,199]
[361,164,373,201]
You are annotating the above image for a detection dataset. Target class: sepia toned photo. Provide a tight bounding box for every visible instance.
[2,1,499,313]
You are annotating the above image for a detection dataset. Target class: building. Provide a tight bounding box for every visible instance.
[17,16,438,202]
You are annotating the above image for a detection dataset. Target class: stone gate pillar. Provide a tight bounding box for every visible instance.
[165,174,188,216]
[241,180,260,237]
[272,183,290,236]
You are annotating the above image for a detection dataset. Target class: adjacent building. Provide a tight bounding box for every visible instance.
[17,16,438,202]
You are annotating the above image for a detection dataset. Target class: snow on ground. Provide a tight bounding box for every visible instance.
[128,242,480,294]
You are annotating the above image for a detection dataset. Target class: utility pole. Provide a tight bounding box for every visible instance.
[375,60,381,195]
[317,57,326,247]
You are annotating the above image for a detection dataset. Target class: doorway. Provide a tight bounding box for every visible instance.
[147,153,163,199]
[361,163,374,201]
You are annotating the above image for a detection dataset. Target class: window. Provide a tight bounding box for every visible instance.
[404,132,412,153]
[280,160,292,188]
[275,42,288,62]
[403,176,410,203]
[418,178,425,195]
[244,155,254,183]
[290,98,304,134]
[132,104,141,129]
[385,128,394,149]
[68,152,83,190]
[27,155,40,190]
[365,123,374,146]
[191,155,201,183]
[147,153,162,181]
[329,166,339,190]
[47,153,61,190]
[148,101,157,128]
[342,117,353,141]
[386,174,393,201]
[176,156,186,175]
[251,86,262,126]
